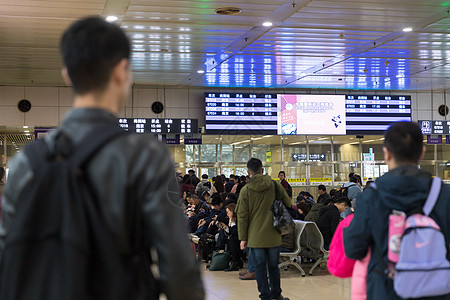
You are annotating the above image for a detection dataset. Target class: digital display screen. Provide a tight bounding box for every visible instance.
[419,120,450,135]
[346,95,411,134]
[205,93,277,134]
[205,93,411,135]
[277,94,346,135]
[118,118,198,134]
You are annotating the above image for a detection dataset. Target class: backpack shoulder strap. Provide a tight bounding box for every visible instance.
[23,138,49,174]
[70,125,126,168]
[423,177,441,216]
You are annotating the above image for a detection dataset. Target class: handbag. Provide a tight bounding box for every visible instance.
[208,250,230,271]
[271,181,295,235]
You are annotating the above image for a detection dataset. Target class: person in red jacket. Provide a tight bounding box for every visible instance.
[278,171,292,198]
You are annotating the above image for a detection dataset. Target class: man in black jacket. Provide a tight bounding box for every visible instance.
[225,174,236,193]
[316,197,350,250]
[317,184,331,204]
[0,17,203,300]
[344,122,450,300]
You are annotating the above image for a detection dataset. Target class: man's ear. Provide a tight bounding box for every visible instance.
[111,58,129,87]
[61,67,72,86]
[383,146,392,163]
[419,145,426,161]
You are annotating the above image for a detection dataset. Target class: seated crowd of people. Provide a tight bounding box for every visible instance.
[176,169,368,276]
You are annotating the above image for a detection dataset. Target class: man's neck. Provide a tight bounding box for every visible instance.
[73,92,119,115]
[387,161,417,170]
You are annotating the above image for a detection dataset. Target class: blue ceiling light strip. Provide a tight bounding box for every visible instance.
[282,8,450,89]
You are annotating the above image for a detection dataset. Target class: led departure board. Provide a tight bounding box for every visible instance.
[118,118,198,134]
[205,93,277,134]
[205,93,411,135]
[345,95,411,134]
[419,120,450,135]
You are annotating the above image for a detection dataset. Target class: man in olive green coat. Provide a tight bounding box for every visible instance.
[236,158,291,300]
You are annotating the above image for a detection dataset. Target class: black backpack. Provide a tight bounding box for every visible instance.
[0,126,158,300]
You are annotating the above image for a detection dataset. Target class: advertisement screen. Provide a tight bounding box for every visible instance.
[277,94,347,135]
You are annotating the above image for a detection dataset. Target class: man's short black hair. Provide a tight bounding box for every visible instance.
[61,17,130,95]
[349,174,359,183]
[278,171,285,176]
[348,172,354,180]
[318,184,326,192]
[229,174,235,179]
[329,188,337,198]
[335,197,351,207]
[211,196,223,207]
[247,158,263,174]
[201,174,208,179]
[188,169,195,174]
[384,122,423,164]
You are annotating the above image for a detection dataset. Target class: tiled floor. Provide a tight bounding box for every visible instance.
[201,263,351,300]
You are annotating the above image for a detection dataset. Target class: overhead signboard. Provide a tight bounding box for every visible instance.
[419,120,450,135]
[205,93,411,135]
[291,153,326,162]
[118,118,198,134]
[204,93,277,134]
[346,95,412,134]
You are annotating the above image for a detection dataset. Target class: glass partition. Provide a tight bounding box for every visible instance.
[3,127,448,188]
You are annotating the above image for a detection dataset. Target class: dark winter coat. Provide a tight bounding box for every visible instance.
[316,204,341,249]
[343,166,450,300]
[304,202,326,223]
[317,192,331,204]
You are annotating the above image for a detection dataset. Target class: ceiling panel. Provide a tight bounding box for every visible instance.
[0,0,449,90]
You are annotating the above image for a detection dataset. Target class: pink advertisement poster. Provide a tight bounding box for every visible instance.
[277,94,346,135]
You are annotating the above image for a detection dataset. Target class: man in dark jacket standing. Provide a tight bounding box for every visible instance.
[344,122,450,300]
[278,171,293,198]
[316,196,350,250]
[0,17,203,300]
[189,169,200,187]
[317,184,331,204]
[237,158,291,300]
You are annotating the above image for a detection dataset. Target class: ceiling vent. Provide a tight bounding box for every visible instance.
[215,7,242,15]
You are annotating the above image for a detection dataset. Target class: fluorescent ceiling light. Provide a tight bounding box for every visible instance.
[23,126,28,128]
[262,22,273,27]
[105,16,119,23]
[402,27,413,32]
[197,70,205,74]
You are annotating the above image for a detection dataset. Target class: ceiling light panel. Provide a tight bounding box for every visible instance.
[0,0,449,90]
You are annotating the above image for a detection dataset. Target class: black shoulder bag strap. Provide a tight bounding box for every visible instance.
[272,180,279,202]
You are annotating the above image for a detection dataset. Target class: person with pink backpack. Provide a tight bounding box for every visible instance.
[342,122,450,300]
[327,213,371,300]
